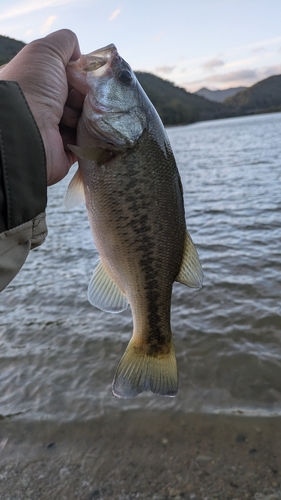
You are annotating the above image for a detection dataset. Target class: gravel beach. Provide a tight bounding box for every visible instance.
[0,410,280,499]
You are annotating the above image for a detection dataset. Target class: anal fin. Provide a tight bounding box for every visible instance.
[176,230,203,288]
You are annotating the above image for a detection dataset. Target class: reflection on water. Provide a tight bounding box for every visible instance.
[0,112,281,421]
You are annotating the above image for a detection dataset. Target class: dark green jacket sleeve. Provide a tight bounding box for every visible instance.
[0,81,47,292]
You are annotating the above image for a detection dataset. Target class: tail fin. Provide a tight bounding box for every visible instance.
[112,339,178,399]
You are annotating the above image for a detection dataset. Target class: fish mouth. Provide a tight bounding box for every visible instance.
[80,44,142,150]
[81,44,125,116]
[86,43,117,58]
[81,44,118,73]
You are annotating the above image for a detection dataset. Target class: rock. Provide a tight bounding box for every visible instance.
[236,433,247,442]
[254,492,281,500]
[169,487,181,496]
[196,455,212,464]
[46,441,56,449]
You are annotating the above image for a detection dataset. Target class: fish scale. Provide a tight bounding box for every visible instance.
[84,135,184,332]
[66,43,203,398]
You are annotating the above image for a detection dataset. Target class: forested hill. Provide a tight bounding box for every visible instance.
[0,35,25,65]
[135,72,227,125]
[194,86,247,103]
[224,75,281,114]
[1,34,281,125]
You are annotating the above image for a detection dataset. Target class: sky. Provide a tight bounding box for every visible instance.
[1,0,281,92]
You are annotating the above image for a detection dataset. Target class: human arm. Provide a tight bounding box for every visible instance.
[0,80,47,291]
[0,29,84,291]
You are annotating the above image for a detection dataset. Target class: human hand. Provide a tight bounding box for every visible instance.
[0,29,85,186]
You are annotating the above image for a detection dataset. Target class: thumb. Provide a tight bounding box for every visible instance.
[33,29,81,67]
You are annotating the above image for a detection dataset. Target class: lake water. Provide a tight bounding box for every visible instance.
[1,112,281,422]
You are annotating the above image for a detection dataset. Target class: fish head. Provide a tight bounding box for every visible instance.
[67,44,148,151]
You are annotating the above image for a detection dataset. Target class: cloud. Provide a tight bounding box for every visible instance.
[259,64,281,79]
[185,64,281,92]
[156,65,175,74]
[240,35,281,52]
[0,0,76,21]
[210,68,257,83]
[40,15,57,35]
[109,8,121,21]
[251,46,266,54]
[203,58,225,71]
[153,31,164,42]
[186,69,257,91]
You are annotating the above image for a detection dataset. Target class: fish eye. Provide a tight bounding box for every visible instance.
[118,69,133,85]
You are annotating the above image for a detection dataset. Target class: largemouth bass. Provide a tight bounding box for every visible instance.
[66,44,203,399]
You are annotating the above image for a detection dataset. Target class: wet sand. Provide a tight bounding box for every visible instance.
[0,411,280,499]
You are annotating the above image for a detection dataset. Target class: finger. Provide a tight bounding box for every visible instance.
[66,88,85,110]
[60,105,81,128]
[41,29,81,67]
[60,125,77,151]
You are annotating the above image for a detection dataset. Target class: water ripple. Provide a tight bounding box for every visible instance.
[0,112,281,420]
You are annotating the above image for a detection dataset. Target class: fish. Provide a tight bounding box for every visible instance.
[65,44,203,399]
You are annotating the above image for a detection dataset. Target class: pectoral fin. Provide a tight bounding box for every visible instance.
[88,259,129,313]
[68,144,112,164]
[176,230,203,288]
[64,168,85,209]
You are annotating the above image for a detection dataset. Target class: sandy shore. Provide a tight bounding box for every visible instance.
[0,410,280,499]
